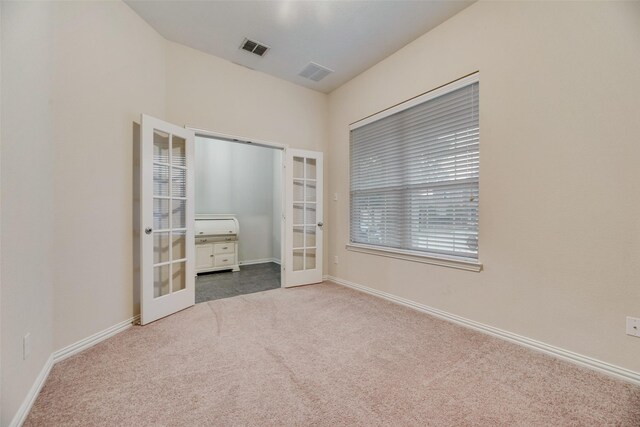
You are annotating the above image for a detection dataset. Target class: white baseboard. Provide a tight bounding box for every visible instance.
[325,275,640,386]
[8,355,54,427]
[239,258,280,266]
[10,315,139,426]
[53,315,140,363]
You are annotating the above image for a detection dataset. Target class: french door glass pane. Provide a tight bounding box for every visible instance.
[154,265,170,298]
[153,198,170,229]
[153,164,169,196]
[293,203,304,224]
[306,158,316,179]
[154,232,170,264]
[153,130,169,164]
[305,249,316,269]
[172,167,186,197]
[293,156,304,179]
[172,261,186,292]
[293,226,304,248]
[151,126,191,301]
[172,231,186,260]
[305,205,316,225]
[172,136,186,167]
[305,227,316,247]
[305,182,316,202]
[293,180,304,201]
[289,155,320,274]
[293,249,304,271]
[172,199,186,228]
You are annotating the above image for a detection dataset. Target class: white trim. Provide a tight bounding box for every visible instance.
[195,213,237,220]
[188,127,288,150]
[9,315,139,426]
[325,275,640,386]
[8,355,54,427]
[238,258,281,266]
[350,72,479,130]
[346,243,482,272]
[53,315,140,363]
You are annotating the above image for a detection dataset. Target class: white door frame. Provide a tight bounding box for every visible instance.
[188,127,287,287]
[188,127,326,289]
[141,115,196,325]
[283,148,324,287]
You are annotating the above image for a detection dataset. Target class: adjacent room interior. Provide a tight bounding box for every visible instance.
[194,135,283,302]
[2,1,639,426]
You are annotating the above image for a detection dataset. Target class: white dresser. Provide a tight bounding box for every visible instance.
[195,215,240,274]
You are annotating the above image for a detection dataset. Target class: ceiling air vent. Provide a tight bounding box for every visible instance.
[240,38,269,57]
[298,62,334,82]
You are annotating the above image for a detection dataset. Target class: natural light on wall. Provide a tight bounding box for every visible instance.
[349,73,480,268]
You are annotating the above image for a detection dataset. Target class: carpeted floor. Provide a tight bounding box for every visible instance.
[25,282,640,426]
[196,262,281,303]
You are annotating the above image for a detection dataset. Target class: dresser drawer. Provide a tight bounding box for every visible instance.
[214,254,236,267]
[214,242,235,255]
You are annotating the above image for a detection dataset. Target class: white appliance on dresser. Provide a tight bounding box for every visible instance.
[195,214,240,274]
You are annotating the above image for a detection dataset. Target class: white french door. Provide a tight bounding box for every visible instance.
[140,114,195,325]
[284,149,323,287]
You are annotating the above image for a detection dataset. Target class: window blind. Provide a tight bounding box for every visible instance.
[350,78,479,260]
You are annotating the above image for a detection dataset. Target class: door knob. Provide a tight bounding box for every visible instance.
[317,222,324,227]
[145,227,153,235]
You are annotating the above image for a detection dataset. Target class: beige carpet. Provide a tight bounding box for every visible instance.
[25,282,640,426]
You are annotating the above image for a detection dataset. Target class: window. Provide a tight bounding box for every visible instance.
[349,74,479,265]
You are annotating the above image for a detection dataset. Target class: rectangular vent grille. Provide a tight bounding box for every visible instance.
[299,62,334,82]
[240,38,269,57]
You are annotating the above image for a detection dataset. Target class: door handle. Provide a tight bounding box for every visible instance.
[317,222,324,227]
[145,227,152,235]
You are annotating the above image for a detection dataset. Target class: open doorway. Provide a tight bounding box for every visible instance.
[194,134,283,302]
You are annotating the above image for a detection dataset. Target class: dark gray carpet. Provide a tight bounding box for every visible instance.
[195,262,281,303]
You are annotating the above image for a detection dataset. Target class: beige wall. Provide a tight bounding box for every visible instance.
[328,1,640,372]
[50,1,167,351]
[165,41,329,273]
[50,3,330,354]
[1,2,55,425]
[166,42,328,152]
[3,8,329,418]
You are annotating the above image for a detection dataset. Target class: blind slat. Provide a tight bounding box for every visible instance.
[350,81,479,260]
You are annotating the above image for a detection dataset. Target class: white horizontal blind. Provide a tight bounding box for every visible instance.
[350,78,479,259]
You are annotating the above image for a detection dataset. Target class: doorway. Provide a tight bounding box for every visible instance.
[193,134,283,302]
[139,115,324,324]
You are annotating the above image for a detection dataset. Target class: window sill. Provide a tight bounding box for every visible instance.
[345,243,483,272]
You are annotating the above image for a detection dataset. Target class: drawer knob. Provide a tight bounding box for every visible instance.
[223,246,228,249]
[210,254,213,257]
